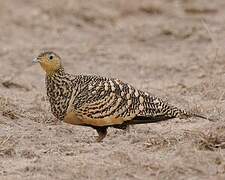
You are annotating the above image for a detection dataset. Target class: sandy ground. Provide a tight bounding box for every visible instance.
[1,0,225,179]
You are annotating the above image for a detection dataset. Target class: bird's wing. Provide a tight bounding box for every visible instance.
[64,76,179,127]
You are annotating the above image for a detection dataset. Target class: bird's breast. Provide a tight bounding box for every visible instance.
[46,80,72,121]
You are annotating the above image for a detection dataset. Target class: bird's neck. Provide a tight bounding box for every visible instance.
[46,67,65,77]
[45,67,67,94]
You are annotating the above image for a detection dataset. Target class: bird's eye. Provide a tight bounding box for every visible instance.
[49,55,54,60]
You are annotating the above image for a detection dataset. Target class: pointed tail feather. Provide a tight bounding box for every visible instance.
[178,109,215,122]
[188,112,215,122]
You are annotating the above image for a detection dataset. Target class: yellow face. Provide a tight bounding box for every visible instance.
[33,52,62,75]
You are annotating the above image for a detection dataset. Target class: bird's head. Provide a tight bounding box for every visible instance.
[33,51,63,75]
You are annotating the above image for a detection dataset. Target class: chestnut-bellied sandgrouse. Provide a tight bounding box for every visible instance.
[33,51,212,142]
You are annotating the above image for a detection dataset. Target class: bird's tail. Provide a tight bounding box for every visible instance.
[176,108,215,122]
[123,107,214,126]
[126,115,174,125]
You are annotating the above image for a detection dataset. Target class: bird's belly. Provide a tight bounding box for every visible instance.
[64,111,128,127]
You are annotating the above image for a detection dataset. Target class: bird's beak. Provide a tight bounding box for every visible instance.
[32,58,40,64]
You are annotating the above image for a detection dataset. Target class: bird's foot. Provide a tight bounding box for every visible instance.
[95,127,108,142]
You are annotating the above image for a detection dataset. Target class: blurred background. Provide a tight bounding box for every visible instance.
[1,0,225,179]
[0,0,225,89]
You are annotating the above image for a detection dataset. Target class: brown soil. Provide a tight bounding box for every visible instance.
[1,0,225,179]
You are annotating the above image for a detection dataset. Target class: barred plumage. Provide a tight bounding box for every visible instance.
[33,51,212,142]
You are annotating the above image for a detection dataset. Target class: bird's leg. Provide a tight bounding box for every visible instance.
[95,127,108,142]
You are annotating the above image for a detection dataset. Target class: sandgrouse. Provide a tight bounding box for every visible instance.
[33,51,212,142]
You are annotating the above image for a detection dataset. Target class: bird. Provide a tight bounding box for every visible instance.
[33,51,213,142]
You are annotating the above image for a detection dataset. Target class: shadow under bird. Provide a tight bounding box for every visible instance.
[33,51,213,142]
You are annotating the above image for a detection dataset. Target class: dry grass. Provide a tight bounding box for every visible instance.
[0,136,15,157]
[184,1,218,15]
[2,80,30,91]
[139,1,163,15]
[25,93,57,124]
[143,133,183,151]
[195,126,225,151]
[0,96,19,120]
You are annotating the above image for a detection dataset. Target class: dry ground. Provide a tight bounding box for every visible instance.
[1,0,225,179]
